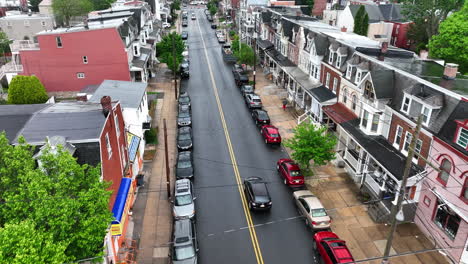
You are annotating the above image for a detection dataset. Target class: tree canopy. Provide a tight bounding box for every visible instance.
[156,32,185,73]
[207,0,218,16]
[284,123,337,170]
[0,133,113,262]
[52,0,93,26]
[28,0,42,12]
[401,0,464,48]
[7,75,48,105]
[354,6,368,36]
[428,2,468,74]
[89,0,116,10]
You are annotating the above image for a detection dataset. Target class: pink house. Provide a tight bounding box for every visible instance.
[415,100,468,264]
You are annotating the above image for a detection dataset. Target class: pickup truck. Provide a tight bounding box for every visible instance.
[221,44,237,63]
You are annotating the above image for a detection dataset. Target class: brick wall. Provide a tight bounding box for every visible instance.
[388,114,432,168]
[321,63,341,97]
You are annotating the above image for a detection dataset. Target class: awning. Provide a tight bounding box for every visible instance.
[265,49,295,67]
[257,39,274,50]
[127,132,141,163]
[431,188,468,222]
[308,85,337,104]
[111,178,132,236]
[283,66,321,90]
[322,103,357,124]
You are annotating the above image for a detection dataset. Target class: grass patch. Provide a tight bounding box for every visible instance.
[145,127,158,145]
[147,91,159,95]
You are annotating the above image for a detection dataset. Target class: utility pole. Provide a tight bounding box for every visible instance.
[172,33,178,100]
[381,115,423,264]
[163,119,171,199]
[253,15,257,90]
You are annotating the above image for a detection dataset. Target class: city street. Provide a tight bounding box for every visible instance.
[182,8,317,264]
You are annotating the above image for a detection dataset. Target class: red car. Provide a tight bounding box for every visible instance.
[276,159,304,187]
[261,125,281,144]
[313,231,355,264]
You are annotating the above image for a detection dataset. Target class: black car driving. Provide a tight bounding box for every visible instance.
[177,126,193,150]
[243,177,272,211]
[176,151,194,179]
[251,109,270,126]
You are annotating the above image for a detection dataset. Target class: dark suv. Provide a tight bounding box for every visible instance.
[243,177,272,211]
[233,71,249,87]
[176,151,194,179]
[171,219,199,264]
[251,109,270,126]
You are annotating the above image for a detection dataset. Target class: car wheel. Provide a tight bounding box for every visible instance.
[248,202,252,210]
[305,218,309,227]
[276,164,279,171]
[283,178,287,185]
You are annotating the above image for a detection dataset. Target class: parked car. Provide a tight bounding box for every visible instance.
[232,63,246,75]
[261,125,281,144]
[179,93,191,108]
[178,126,193,150]
[240,85,254,96]
[181,31,188,40]
[180,62,190,79]
[276,158,304,187]
[233,71,249,87]
[244,94,262,109]
[162,22,171,28]
[251,109,270,126]
[293,190,331,230]
[313,231,354,264]
[173,179,196,220]
[207,15,213,22]
[176,151,194,179]
[171,219,199,264]
[211,23,217,29]
[182,20,188,27]
[243,177,272,211]
[217,35,225,43]
[191,14,196,20]
[177,108,192,127]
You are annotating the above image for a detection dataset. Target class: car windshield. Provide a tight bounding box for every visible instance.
[179,133,191,140]
[253,99,261,103]
[179,111,190,118]
[269,133,279,138]
[178,160,192,168]
[175,194,192,206]
[258,112,268,119]
[311,208,327,217]
[243,85,253,91]
[290,170,302,177]
[179,97,190,103]
[174,245,195,260]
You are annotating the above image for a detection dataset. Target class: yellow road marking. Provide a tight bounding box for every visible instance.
[195,15,265,264]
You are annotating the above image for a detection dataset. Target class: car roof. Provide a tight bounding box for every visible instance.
[284,160,300,170]
[178,151,192,159]
[265,126,279,133]
[173,219,192,246]
[304,196,325,210]
[179,126,192,133]
[250,94,261,99]
[251,182,269,196]
[175,180,191,195]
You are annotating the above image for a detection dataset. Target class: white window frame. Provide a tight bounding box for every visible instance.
[346,64,352,79]
[332,77,338,93]
[313,66,319,80]
[82,56,88,64]
[371,114,379,132]
[394,125,403,148]
[77,72,85,79]
[421,105,432,125]
[456,127,468,148]
[342,88,347,104]
[41,20,46,27]
[401,95,411,114]
[361,110,369,129]
[105,133,112,159]
[402,132,412,156]
[355,70,363,83]
[336,55,343,68]
[325,72,330,88]
[328,51,335,64]
[114,114,120,138]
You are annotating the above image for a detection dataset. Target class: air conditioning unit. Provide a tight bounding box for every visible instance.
[142,122,151,129]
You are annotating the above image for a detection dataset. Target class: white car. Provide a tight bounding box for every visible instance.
[162,22,171,28]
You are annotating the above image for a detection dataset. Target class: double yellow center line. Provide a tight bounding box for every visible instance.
[195,17,265,264]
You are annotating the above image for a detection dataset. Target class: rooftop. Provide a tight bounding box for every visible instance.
[0,104,49,142]
[0,12,53,20]
[36,18,126,35]
[88,80,147,108]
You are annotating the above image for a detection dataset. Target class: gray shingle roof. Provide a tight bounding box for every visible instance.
[370,70,394,99]
[309,85,337,103]
[0,104,49,142]
[349,5,386,23]
[313,34,328,56]
[378,4,405,22]
[89,80,147,109]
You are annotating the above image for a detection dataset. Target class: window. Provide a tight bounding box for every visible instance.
[311,44,316,56]
[456,127,468,148]
[437,159,451,185]
[403,132,412,154]
[105,133,112,158]
[328,52,334,64]
[422,106,431,124]
[82,56,88,64]
[114,114,120,137]
[342,88,347,104]
[361,110,369,128]
[56,36,62,48]
[325,72,330,88]
[121,144,126,169]
[413,139,422,161]
[371,114,379,132]
[401,95,411,113]
[355,70,362,83]
[364,81,374,101]
[423,196,431,207]
[313,66,319,80]
[351,95,357,111]
[41,21,46,27]
[332,78,338,93]
[77,72,85,79]
[394,126,403,147]
[346,64,352,79]
[336,56,342,68]
[24,20,30,27]
[434,201,461,239]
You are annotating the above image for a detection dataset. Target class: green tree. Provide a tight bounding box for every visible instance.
[354,6,368,36]
[401,0,464,48]
[235,43,255,66]
[207,0,218,16]
[52,0,93,26]
[156,32,185,73]
[407,22,429,52]
[361,13,369,36]
[29,0,42,12]
[306,0,314,14]
[428,2,468,74]
[89,0,115,10]
[7,75,48,105]
[284,123,337,170]
[0,221,68,264]
[0,31,12,63]
[171,0,181,11]
[0,133,113,262]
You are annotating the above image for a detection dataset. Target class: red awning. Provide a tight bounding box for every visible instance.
[323,103,358,124]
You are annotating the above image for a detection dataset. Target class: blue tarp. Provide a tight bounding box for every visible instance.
[111,177,132,224]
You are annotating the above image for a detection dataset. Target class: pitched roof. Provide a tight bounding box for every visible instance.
[437,101,468,156]
[349,4,386,23]
[370,70,394,99]
[261,11,272,23]
[378,4,405,22]
[89,80,147,109]
[0,104,49,142]
[313,34,329,55]
[309,85,337,103]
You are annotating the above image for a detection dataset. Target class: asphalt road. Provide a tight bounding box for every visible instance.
[181,8,317,264]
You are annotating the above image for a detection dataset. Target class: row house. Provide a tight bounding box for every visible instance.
[0,97,137,263]
[5,1,160,93]
[238,0,268,46]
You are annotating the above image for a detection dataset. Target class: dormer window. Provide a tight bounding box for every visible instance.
[401,95,411,113]
[456,127,468,149]
[355,70,365,83]
[346,64,353,79]
[364,81,374,102]
[336,55,343,68]
[328,51,335,64]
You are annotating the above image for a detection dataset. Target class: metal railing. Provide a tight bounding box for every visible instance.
[10,40,40,52]
[0,62,23,79]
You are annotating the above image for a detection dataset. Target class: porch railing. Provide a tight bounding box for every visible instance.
[10,40,40,52]
[344,150,359,171]
[364,173,381,198]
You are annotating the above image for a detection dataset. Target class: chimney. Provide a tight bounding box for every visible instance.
[341,26,347,32]
[84,17,89,29]
[380,41,388,54]
[419,49,428,60]
[443,63,458,80]
[76,93,87,102]
[100,96,112,117]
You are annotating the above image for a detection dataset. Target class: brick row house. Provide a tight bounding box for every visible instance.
[5,1,160,93]
[253,7,468,263]
[0,98,141,263]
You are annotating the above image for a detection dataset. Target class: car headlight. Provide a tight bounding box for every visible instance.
[251,202,256,206]
[267,201,272,205]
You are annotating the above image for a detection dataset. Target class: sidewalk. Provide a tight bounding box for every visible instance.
[253,69,449,264]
